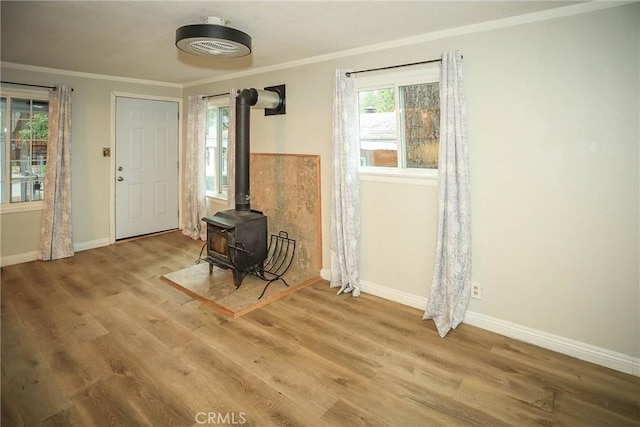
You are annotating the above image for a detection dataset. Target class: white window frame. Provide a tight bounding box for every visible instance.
[205,98,230,201]
[0,88,50,214]
[355,68,440,186]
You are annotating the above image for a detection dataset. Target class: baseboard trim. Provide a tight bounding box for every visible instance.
[361,278,428,310]
[1,238,112,267]
[463,311,640,377]
[73,238,111,253]
[320,269,639,377]
[0,251,38,267]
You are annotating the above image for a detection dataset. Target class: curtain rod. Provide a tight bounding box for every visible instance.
[346,57,458,77]
[202,89,240,100]
[0,80,74,92]
[1,80,56,90]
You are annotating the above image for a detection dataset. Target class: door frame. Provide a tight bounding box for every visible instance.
[110,92,183,243]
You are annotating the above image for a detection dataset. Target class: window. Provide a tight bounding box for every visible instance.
[205,100,230,199]
[356,69,440,179]
[0,92,49,205]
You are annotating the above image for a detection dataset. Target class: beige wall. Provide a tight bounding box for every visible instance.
[185,4,639,357]
[0,68,181,258]
[465,6,639,358]
[1,4,637,359]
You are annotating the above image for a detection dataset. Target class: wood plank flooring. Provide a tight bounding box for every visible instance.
[1,231,638,426]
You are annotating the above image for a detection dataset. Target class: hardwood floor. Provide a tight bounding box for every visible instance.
[1,231,638,426]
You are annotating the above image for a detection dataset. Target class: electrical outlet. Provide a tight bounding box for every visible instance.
[471,282,482,300]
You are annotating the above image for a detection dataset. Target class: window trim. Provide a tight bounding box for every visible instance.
[359,167,438,184]
[0,200,44,214]
[0,88,50,214]
[355,67,440,182]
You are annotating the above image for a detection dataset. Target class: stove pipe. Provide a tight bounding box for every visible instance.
[234,88,283,211]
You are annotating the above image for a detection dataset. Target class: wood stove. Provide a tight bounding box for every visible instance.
[203,209,267,287]
[202,87,285,289]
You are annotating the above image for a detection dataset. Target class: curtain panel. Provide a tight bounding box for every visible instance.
[37,84,74,261]
[183,95,208,240]
[423,50,472,337]
[330,69,361,297]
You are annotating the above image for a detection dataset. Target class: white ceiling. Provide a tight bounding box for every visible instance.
[1,1,581,85]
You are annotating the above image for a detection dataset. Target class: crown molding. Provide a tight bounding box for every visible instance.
[1,1,633,89]
[0,62,182,88]
[184,0,633,87]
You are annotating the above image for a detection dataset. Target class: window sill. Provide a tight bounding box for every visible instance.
[359,169,438,187]
[206,193,228,203]
[0,201,44,214]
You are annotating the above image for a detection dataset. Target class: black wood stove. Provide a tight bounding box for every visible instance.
[202,87,289,291]
[203,209,267,287]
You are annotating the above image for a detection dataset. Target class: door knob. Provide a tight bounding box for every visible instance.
[117,176,124,182]
[118,166,123,171]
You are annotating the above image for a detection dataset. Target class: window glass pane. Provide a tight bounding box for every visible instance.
[8,98,48,203]
[358,88,397,167]
[205,106,219,194]
[219,106,229,195]
[400,82,439,169]
[0,97,6,203]
[205,105,229,198]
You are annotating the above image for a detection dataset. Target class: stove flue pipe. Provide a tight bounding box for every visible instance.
[235,88,283,211]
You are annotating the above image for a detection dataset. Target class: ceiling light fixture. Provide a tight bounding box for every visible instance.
[175,16,252,58]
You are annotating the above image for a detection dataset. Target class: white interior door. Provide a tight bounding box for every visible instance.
[115,97,178,240]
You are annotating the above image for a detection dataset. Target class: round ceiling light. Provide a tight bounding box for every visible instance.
[176,17,252,58]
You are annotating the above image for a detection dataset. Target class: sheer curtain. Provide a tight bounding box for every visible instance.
[182,95,208,240]
[330,69,361,296]
[423,51,472,337]
[226,88,238,209]
[37,84,74,261]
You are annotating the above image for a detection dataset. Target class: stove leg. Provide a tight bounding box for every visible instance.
[232,269,248,289]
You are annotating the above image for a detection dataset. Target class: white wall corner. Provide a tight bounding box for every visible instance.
[323,269,640,377]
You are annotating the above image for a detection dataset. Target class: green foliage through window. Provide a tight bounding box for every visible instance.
[19,112,49,141]
[358,89,394,113]
[1,94,50,204]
